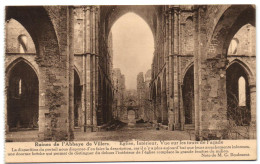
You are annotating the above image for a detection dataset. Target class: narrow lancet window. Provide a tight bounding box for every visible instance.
[238,76,246,106]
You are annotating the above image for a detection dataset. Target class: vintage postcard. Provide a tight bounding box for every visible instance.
[3,4,256,163]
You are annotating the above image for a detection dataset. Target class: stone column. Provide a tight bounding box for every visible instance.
[193,7,200,140]
[173,7,180,130]
[168,8,175,131]
[196,6,228,140]
[84,6,93,132]
[92,6,97,130]
[164,9,170,127]
[95,6,100,127]
[156,93,162,123]
[81,7,87,132]
[68,6,75,140]
[179,22,185,131]
[38,6,75,141]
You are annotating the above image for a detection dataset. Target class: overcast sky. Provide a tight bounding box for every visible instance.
[111,13,154,90]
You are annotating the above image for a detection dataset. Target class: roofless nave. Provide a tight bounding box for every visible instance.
[5,5,256,141]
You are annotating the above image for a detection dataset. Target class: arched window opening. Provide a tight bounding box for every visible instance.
[226,63,250,126]
[7,61,39,131]
[228,38,239,55]
[227,23,255,56]
[18,35,28,53]
[18,79,22,95]
[238,76,246,106]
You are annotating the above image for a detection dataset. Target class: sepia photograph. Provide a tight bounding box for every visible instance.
[2,2,257,163]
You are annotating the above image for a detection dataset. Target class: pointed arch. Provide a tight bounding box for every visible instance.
[208,5,255,58]
[182,65,195,125]
[182,61,194,83]
[74,65,82,85]
[226,59,255,85]
[226,61,251,126]
[6,6,60,57]
[6,57,39,85]
[7,59,39,130]
[101,5,159,41]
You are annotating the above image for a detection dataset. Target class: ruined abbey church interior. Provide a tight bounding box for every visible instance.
[5,5,256,141]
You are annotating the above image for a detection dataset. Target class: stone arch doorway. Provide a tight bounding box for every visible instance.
[182,65,194,125]
[7,60,39,131]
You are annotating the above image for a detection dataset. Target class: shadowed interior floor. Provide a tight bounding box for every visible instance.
[6,123,195,142]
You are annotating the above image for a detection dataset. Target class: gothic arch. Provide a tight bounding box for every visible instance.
[6,59,39,130]
[182,65,195,125]
[74,65,82,85]
[226,62,251,126]
[208,5,255,59]
[74,68,81,127]
[182,61,194,82]
[6,57,39,85]
[101,5,159,40]
[226,59,255,86]
[6,6,60,58]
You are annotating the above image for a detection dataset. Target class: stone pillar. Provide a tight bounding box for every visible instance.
[153,98,157,123]
[95,6,100,126]
[82,6,100,132]
[89,7,94,131]
[196,6,228,140]
[156,94,162,123]
[173,7,180,130]
[86,53,92,132]
[167,8,175,131]
[38,6,75,141]
[84,6,93,132]
[68,6,75,140]
[38,70,46,139]
[249,85,256,139]
[92,6,98,130]
[163,9,170,127]
[179,22,185,131]
[193,8,200,140]
[81,7,87,132]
